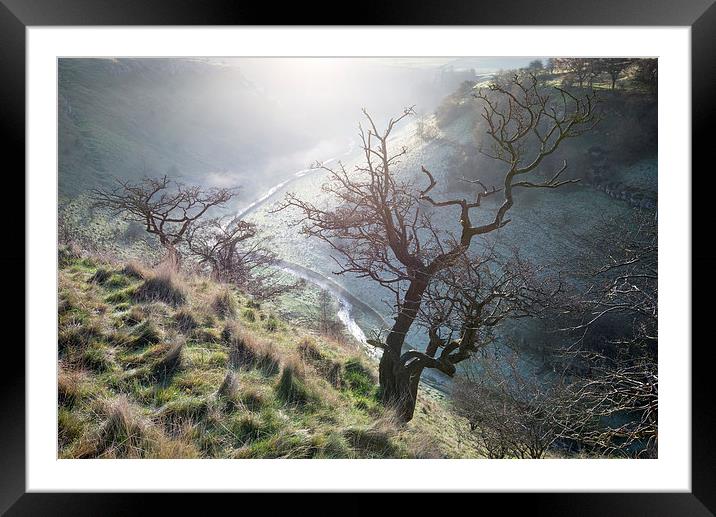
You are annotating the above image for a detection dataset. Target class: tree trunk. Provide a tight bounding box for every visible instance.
[378,355,422,421]
[378,277,428,422]
[163,244,182,270]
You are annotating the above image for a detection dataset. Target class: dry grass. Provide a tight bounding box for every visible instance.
[212,287,237,318]
[223,323,280,375]
[58,367,88,406]
[173,309,198,333]
[298,338,343,388]
[216,370,239,399]
[134,265,187,306]
[152,339,184,379]
[276,360,315,406]
[121,260,149,280]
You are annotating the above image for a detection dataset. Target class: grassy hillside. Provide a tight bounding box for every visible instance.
[57,245,483,459]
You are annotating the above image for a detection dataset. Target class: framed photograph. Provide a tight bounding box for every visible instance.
[5,0,712,513]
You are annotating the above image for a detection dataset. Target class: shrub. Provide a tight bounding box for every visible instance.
[212,287,238,318]
[241,308,256,322]
[133,267,186,306]
[264,315,279,332]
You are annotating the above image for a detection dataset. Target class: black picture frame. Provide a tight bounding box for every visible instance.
[3,0,712,513]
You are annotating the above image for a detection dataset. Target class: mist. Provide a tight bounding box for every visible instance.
[58,56,539,208]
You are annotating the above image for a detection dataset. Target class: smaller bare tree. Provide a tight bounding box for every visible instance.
[557,348,657,458]
[453,350,569,459]
[555,211,658,457]
[91,175,236,266]
[184,215,302,301]
[317,289,341,337]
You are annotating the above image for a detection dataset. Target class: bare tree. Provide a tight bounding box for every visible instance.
[91,175,236,266]
[184,216,257,280]
[558,348,657,457]
[566,211,657,355]
[184,215,302,301]
[594,58,634,90]
[453,350,568,459]
[556,212,658,457]
[631,58,658,94]
[317,289,340,337]
[553,58,594,88]
[281,73,598,421]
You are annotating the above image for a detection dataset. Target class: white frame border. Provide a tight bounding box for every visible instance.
[27,26,690,492]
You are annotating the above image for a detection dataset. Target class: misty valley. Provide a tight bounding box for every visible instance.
[58,57,657,459]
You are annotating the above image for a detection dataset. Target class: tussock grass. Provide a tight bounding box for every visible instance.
[58,368,88,407]
[81,341,113,372]
[299,338,343,388]
[160,394,210,423]
[89,267,113,285]
[58,320,104,356]
[121,305,145,326]
[229,410,281,447]
[58,243,82,268]
[264,315,279,332]
[315,431,355,458]
[212,287,237,318]
[276,361,314,406]
[58,248,481,459]
[223,323,280,375]
[127,320,162,349]
[239,386,269,412]
[105,286,138,305]
[121,260,149,280]
[58,407,85,447]
[134,267,186,306]
[343,413,402,458]
[216,371,239,400]
[83,395,148,458]
[173,309,198,333]
[151,340,184,380]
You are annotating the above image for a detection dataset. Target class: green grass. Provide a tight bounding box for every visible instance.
[57,250,484,459]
